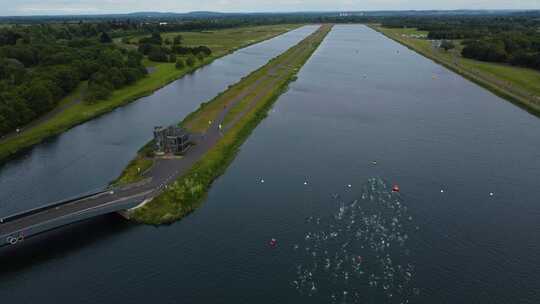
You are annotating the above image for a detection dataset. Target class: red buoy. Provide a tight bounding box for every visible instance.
[392,185,400,192]
[269,238,277,247]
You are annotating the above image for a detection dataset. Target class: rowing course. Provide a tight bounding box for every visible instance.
[2,24,540,304]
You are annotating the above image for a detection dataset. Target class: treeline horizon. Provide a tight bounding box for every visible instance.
[382,15,540,71]
[1,9,539,24]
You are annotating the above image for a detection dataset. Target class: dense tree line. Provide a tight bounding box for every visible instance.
[0,25,146,136]
[382,15,540,71]
[136,32,212,63]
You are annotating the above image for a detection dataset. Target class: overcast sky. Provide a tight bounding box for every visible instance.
[2,0,539,16]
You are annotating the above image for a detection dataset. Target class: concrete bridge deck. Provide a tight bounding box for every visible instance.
[0,187,155,247]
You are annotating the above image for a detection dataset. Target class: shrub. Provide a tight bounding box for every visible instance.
[175,59,185,70]
[186,55,196,67]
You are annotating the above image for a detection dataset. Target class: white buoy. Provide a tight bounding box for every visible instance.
[304,181,308,185]
[489,192,494,197]
[347,184,352,188]
[440,189,444,193]
[260,179,265,184]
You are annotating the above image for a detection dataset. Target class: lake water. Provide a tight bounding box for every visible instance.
[1,24,540,304]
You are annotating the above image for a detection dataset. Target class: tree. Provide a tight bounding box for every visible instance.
[121,67,143,84]
[139,32,162,45]
[51,65,80,94]
[84,83,112,103]
[169,54,177,63]
[138,43,153,55]
[21,80,54,114]
[108,67,126,88]
[196,52,205,62]
[0,30,22,46]
[175,59,185,70]
[148,46,168,62]
[172,45,189,55]
[186,55,196,67]
[0,58,26,85]
[99,32,112,43]
[173,35,183,45]
[440,40,455,52]
[194,45,212,56]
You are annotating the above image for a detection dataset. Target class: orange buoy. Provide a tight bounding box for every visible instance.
[392,185,400,192]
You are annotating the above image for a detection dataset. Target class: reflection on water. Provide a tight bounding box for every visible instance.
[293,178,418,303]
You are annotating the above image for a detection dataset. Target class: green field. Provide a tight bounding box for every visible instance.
[373,25,540,116]
[117,24,301,56]
[127,25,332,225]
[162,25,301,57]
[0,24,301,164]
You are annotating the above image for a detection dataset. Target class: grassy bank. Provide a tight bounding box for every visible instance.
[0,24,301,165]
[128,25,332,225]
[371,25,540,117]
[111,140,156,187]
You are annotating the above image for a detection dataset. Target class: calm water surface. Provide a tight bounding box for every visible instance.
[1,25,540,304]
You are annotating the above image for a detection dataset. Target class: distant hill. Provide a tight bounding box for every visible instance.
[126,11,228,18]
[0,9,538,23]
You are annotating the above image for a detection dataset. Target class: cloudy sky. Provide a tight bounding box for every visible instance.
[1,0,539,16]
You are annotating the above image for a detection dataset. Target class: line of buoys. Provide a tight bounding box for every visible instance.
[254,175,498,200]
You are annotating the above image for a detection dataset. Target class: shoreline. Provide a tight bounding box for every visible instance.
[0,25,302,166]
[369,24,540,118]
[122,25,332,225]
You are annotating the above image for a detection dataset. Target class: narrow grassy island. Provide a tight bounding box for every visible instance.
[116,25,332,225]
[371,25,540,116]
[0,24,300,164]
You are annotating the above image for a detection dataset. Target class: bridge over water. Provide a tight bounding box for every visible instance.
[0,73,246,248]
[0,185,155,247]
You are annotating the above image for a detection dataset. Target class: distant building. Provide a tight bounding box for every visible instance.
[153,126,191,155]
